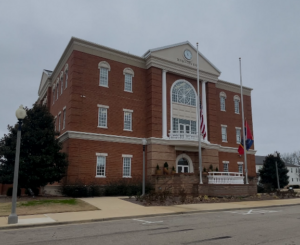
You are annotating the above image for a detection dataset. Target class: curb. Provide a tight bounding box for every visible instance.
[0,202,299,231]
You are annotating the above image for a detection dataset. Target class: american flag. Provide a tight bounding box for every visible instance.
[200,103,206,139]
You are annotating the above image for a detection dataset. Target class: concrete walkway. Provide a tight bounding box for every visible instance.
[0,197,299,229]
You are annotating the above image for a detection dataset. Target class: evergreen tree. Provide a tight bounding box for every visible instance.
[258,153,289,190]
[0,104,68,189]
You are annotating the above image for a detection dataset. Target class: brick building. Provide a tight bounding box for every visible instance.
[37,37,257,196]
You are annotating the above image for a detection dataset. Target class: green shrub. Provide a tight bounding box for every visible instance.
[60,181,101,197]
[104,179,153,196]
[163,162,168,169]
[6,187,21,197]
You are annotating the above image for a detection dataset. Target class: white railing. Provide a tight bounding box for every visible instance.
[208,172,244,184]
[169,130,200,140]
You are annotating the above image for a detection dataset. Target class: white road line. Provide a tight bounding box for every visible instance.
[133,219,163,224]
[226,209,280,215]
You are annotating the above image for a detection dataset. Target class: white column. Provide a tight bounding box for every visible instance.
[162,70,167,139]
[202,81,208,142]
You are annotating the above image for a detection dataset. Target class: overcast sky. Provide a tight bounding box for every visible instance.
[0,0,299,156]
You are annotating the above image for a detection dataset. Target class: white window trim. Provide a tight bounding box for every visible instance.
[235,127,241,144]
[123,109,133,113]
[123,68,134,93]
[98,104,109,109]
[122,154,133,158]
[96,154,107,178]
[221,125,227,143]
[98,61,110,88]
[237,162,243,165]
[122,155,132,178]
[220,92,226,112]
[222,161,229,164]
[96,153,108,156]
[98,106,108,129]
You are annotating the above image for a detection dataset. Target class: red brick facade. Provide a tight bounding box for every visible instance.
[37,38,257,195]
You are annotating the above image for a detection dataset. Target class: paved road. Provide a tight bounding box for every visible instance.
[1,205,299,245]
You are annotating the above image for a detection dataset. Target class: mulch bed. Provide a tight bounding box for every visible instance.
[124,193,300,206]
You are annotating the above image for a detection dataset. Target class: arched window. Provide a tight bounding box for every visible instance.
[176,154,194,173]
[220,92,226,111]
[177,158,189,173]
[233,95,240,114]
[98,61,111,87]
[172,81,196,106]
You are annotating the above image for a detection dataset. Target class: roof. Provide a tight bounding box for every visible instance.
[255,155,299,167]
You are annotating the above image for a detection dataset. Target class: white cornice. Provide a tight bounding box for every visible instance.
[217,79,252,96]
[57,131,256,155]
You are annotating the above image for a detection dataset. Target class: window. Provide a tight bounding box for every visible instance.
[123,68,134,92]
[65,70,68,88]
[124,74,132,92]
[96,153,107,177]
[123,155,132,177]
[100,68,108,87]
[64,64,68,89]
[60,72,63,95]
[124,109,133,131]
[58,113,61,132]
[238,163,243,173]
[292,178,293,182]
[98,61,110,87]
[221,125,227,142]
[61,79,63,94]
[172,118,197,135]
[177,158,189,173]
[291,168,293,173]
[220,92,226,111]
[236,128,241,144]
[98,105,108,128]
[234,95,240,114]
[223,161,229,172]
[53,88,55,104]
[62,108,66,129]
[172,80,196,106]
[56,84,59,99]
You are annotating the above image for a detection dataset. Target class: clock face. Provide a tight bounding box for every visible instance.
[184,49,192,60]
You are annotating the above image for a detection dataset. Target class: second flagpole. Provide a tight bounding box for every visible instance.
[197,43,203,184]
[239,57,249,185]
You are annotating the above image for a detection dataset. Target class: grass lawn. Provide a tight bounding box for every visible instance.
[0,199,99,216]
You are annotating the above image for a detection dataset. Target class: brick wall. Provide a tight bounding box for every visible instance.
[64,138,145,184]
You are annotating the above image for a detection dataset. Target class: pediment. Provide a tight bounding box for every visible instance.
[38,70,52,97]
[144,41,221,77]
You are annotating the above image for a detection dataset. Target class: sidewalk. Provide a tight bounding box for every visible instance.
[0,197,299,229]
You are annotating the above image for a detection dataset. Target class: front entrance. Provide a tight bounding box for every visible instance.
[177,158,189,173]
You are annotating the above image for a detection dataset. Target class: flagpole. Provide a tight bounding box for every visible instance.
[239,58,248,185]
[197,43,203,184]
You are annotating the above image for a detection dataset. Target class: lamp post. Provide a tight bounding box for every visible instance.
[273,151,280,191]
[8,105,27,224]
[142,138,147,196]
